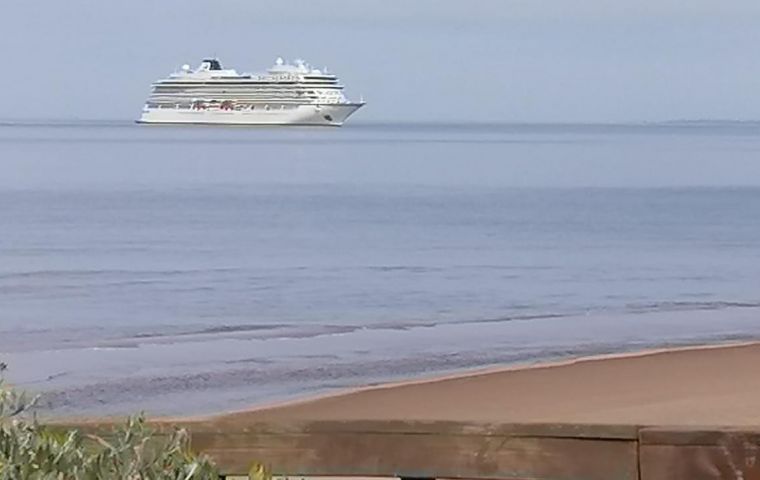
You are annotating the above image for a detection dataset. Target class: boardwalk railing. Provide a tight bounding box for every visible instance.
[63,420,760,480]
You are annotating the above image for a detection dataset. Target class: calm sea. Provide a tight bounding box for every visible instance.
[2,121,760,416]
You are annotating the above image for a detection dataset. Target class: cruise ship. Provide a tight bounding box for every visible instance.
[138,58,364,126]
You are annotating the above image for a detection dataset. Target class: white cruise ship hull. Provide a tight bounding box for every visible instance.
[137,103,363,127]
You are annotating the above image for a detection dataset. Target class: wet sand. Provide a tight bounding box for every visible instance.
[197,341,760,427]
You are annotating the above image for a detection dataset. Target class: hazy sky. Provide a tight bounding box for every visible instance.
[3,0,760,123]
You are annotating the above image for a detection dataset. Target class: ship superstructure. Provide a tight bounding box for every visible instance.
[138,58,364,126]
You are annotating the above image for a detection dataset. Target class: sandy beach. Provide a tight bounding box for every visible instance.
[199,341,760,427]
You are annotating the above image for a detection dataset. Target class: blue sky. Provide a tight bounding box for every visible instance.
[2,0,760,122]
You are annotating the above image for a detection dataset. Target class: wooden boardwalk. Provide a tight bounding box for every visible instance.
[66,419,760,480]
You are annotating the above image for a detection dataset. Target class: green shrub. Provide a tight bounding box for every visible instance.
[0,367,219,479]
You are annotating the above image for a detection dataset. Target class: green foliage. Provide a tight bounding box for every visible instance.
[248,462,272,480]
[0,374,219,479]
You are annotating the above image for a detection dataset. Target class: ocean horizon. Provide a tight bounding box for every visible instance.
[2,120,760,416]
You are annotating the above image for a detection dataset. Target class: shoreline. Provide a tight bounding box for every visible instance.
[59,338,760,480]
[175,338,760,426]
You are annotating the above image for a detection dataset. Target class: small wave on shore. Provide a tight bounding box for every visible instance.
[4,304,759,417]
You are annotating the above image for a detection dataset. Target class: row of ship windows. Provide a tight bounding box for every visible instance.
[159,81,339,86]
[148,103,309,111]
[151,96,328,99]
[155,84,340,90]
[150,95,341,102]
[152,90,341,96]
[149,94,341,102]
